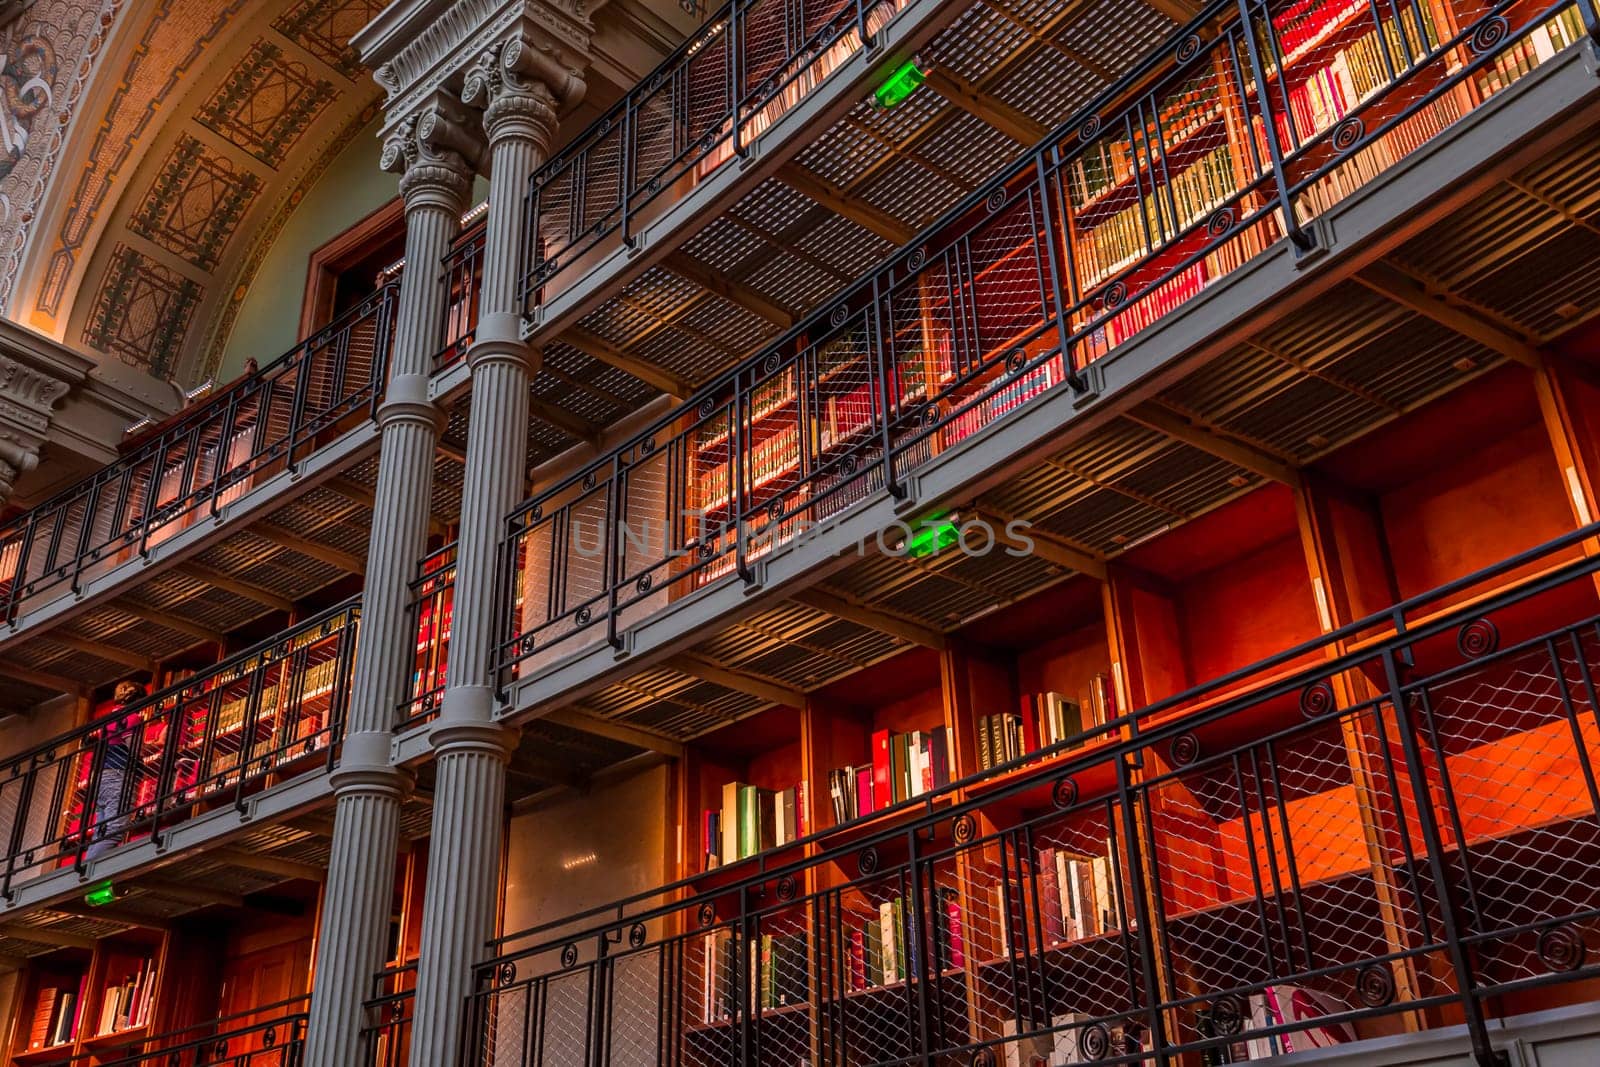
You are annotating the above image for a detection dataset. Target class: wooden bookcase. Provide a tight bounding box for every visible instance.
[660,350,1600,1059]
[6,931,168,1066]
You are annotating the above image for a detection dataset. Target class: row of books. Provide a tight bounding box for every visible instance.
[95,957,158,1035]
[703,781,809,870]
[696,373,798,450]
[979,679,1115,772]
[827,726,954,824]
[1073,142,1237,290]
[27,985,79,1050]
[1473,8,1586,99]
[698,929,810,1022]
[1064,72,1223,214]
[1291,89,1462,222]
[941,357,1063,447]
[698,426,799,511]
[1038,845,1122,945]
[845,887,965,992]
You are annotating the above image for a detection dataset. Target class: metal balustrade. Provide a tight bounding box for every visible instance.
[520,0,912,307]
[403,544,456,728]
[455,520,1600,1067]
[438,224,486,373]
[0,600,359,897]
[490,0,1600,686]
[27,996,309,1067]
[362,962,416,1067]
[0,284,399,624]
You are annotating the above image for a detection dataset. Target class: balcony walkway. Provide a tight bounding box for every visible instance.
[398,0,1600,760]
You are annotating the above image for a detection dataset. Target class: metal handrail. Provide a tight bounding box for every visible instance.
[0,598,361,898]
[519,0,911,306]
[492,0,1600,684]
[0,283,400,624]
[455,516,1600,1067]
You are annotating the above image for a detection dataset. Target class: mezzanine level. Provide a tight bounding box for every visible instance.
[389,0,1600,767]
[424,517,1600,1067]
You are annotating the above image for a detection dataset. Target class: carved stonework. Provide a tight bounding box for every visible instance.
[0,347,71,500]
[355,0,591,145]
[460,33,569,144]
[380,96,478,209]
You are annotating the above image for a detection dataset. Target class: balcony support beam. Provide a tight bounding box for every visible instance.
[792,586,947,649]
[563,327,693,399]
[663,250,799,328]
[922,67,1047,145]
[177,563,295,614]
[665,653,805,708]
[1354,261,1543,368]
[302,92,470,1067]
[546,706,686,757]
[253,522,367,576]
[967,505,1109,579]
[777,163,916,245]
[1125,402,1300,487]
[44,633,155,673]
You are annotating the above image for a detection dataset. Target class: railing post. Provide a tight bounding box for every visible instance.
[210,387,243,519]
[137,439,171,560]
[1378,647,1504,1067]
[905,826,934,1065]
[1032,152,1088,394]
[870,282,905,502]
[1114,751,1169,1064]
[735,370,753,583]
[5,512,37,624]
[731,0,746,160]
[68,481,103,596]
[1234,0,1317,254]
[620,99,637,247]
[1578,0,1600,43]
[607,451,627,650]
[284,343,314,473]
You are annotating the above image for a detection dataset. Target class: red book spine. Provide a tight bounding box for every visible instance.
[871,729,892,810]
[796,780,809,837]
[1020,693,1040,754]
[848,928,867,992]
[855,766,875,816]
[1037,848,1063,944]
[946,896,966,969]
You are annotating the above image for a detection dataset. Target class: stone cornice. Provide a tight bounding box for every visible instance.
[354,0,591,138]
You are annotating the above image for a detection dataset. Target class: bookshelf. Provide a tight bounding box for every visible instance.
[679,708,809,885]
[6,931,167,1066]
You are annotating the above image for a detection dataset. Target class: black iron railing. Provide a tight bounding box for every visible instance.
[458,519,1600,1067]
[437,223,486,373]
[401,545,456,728]
[0,284,399,624]
[25,996,309,1066]
[491,0,1600,685]
[0,600,359,898]
[520,0,910,306]
[362,962,416,1067]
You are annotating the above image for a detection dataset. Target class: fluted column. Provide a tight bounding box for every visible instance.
[407,37,583,1066]
[304,100,476,1067]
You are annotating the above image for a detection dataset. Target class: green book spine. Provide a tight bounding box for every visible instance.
[739,784,759,859]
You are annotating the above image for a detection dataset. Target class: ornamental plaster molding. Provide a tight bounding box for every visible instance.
[353,0,590,140]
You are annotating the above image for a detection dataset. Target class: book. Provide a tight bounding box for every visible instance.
[28,986,59,1048]
[49,990,76,1047]
[721,781,742,865]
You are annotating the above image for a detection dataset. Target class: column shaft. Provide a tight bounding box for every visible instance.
[304,144,468,1067]
[408,70,555,1066]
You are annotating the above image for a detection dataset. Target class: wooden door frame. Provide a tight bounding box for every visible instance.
[299,197,405,339]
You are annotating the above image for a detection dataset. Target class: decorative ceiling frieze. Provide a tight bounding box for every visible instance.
[196,39,338,168]
[127,134,263,271]
[273,0,387,79]
[7,0,385,391]
[81,243,204,378]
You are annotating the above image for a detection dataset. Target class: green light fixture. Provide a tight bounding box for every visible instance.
[85,880,116,907]
[874,59,926,109]
[906,514,959,558]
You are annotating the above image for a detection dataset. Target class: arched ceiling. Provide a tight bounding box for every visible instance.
[0,0,696,390]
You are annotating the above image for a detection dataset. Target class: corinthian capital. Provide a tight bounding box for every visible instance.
[380,95,482,212]
[461,30,585,146]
